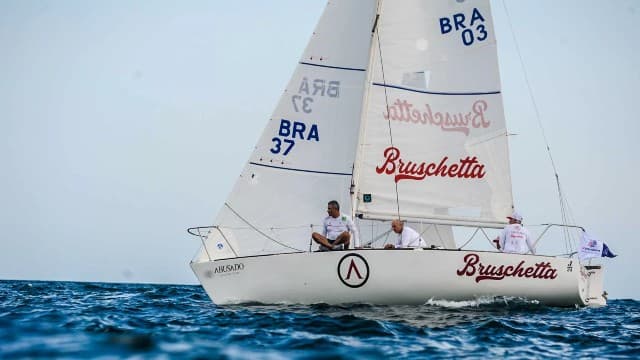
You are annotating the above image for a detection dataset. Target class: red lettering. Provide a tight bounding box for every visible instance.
[456,253,559,283]
[456,253,479,276]
[504,265,514,276]
[345,259,363,280]
[383,98,493,136]
[375,147,399,175]
[376,147,486,183]
[471,100,490,128]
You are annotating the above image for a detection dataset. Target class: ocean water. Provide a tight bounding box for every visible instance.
[0,281,638,359]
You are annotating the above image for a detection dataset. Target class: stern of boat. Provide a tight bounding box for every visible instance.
[581,264,607,306]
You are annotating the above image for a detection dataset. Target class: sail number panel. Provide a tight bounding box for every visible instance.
[439,7,489,47]
[269,77,342,157]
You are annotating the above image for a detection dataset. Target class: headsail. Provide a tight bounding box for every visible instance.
[194,1,379,261]
[354,0,513,227]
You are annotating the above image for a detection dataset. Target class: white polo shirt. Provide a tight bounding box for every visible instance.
[396,226,426,248]
[322,213,360,247]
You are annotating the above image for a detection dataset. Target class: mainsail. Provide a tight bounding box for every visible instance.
[354,0,513,226]
[195,1,379,261]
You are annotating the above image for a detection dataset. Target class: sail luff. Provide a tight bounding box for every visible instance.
[488,0,516,215]
[351,0,383,222]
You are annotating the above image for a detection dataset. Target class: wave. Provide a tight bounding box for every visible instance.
[0,280,637,359]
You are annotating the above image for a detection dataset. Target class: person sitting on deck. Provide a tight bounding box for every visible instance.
[312,200,359,251]
[384,219,427,249]
[495,211,536,254]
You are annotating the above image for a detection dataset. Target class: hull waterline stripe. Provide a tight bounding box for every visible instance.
[300,62,366,72]
[372,82,501,96]
[249,162,352,176]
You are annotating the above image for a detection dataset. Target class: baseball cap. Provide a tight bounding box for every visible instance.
[507,211,523,222]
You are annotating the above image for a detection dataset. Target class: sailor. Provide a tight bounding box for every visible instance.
[312,200,359,250]
[496,211,536,254]
[384,219,427,249]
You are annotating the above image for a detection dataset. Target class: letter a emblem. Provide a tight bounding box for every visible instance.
[345,259,363,280]
[337,254,370,288]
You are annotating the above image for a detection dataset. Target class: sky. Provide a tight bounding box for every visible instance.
[1,0,638,299]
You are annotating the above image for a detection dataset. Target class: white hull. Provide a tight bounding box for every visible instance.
[191,249,606,307]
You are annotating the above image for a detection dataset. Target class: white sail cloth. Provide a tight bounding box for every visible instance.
[194,0,514,262]
[194,1,379,261]
[354,0,513,226]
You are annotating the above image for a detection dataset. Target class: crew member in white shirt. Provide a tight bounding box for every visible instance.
[384,219,427,249]
[496,211,536,254]
[312,200,359,250]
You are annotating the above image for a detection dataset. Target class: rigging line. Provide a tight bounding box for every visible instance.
[558,183,579,254]
[363,228,393,247]
[197,229,214,261]
[502,0,572,242]
[374,5,401,220]
[216,225,322,230]
[224,203,304,252]
[457,227,481,249]
[418,223,433,238]
[433,224,447,248]
[215,227,240,258]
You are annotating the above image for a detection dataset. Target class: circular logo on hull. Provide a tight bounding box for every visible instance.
[337,253,370,288]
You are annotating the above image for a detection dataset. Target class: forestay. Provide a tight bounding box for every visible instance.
[354,0,513,227]
[194,1,379,261]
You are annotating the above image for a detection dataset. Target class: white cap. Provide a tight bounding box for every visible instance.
[507,211,523,222]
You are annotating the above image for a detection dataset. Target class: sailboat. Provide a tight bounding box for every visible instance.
[189,0,607,307]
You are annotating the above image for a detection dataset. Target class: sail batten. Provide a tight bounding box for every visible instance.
[248,162,353,177]
[299,61,367,72]
[372,82,501,96]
